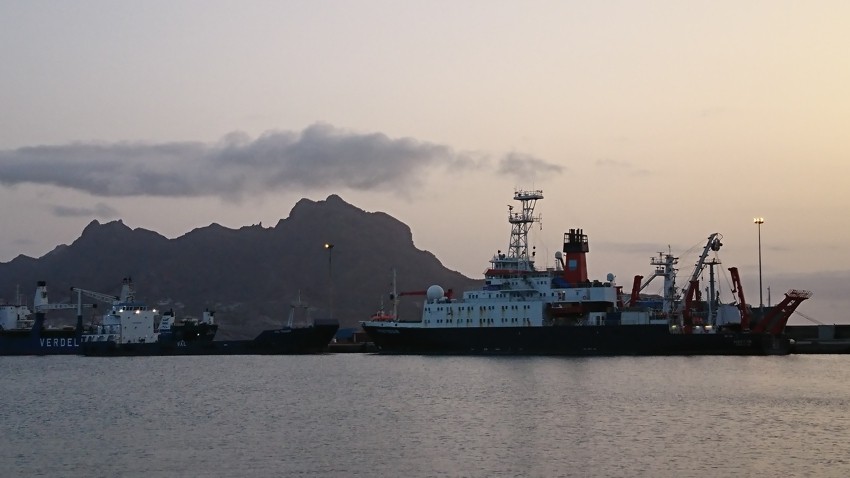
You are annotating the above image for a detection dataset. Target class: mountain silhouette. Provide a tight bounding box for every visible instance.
[0,195,480,338]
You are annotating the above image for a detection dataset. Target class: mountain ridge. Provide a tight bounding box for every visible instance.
[0,195,480,338]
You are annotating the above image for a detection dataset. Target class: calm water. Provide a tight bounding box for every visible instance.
[1,354,849,478]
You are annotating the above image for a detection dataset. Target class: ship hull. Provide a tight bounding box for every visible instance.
[0,313,82,356]
[80,322,339,356]
[159,323,219,343]
[0,330,82,355]
[362,323,790,356]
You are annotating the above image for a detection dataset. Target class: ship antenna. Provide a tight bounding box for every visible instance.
[287,290,303,328]
[391,268,398,321]
[506,189,544,271]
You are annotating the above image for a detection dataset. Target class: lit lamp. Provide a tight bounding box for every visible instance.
[753,217,764,308]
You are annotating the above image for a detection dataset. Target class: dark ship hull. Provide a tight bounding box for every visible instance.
[81,321,339,356]
[0,329,81,355]
[786,324,850,354]
[0,314,82,356]
[159,322,218,342]
[362,323,790,356]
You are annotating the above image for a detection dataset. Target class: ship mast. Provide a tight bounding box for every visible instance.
[504,189,543,271]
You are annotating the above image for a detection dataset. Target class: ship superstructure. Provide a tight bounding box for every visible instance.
[78,277,159,344]
[0,286,33,331]
[366,190,634,334]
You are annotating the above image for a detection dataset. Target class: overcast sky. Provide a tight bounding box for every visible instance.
[1,1,848,323]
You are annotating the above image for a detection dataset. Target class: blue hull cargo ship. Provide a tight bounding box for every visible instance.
[1,281,84,355]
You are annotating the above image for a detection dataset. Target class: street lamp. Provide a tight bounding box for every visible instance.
[753,217,764,309]
[324,243,334,319]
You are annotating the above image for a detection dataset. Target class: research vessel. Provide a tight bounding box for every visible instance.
[361,190,810,355]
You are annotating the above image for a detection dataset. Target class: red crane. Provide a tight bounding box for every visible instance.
[729,266,811,334]
[751,290,813,335]
[728,267,752,331]
[681,279,701,334]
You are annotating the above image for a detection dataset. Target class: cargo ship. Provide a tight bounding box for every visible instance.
[80,281,338,356]
[1,281,86,355]
[361,190,810,356]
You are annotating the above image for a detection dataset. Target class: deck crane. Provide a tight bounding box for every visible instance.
[69,286,119,317]
[33,281,95,312]
[728,267,812,333]
[729,267,752,330]
[680,234,723,330]
[32,281,96,331]
[627,234,723,331]
[625,250,678,315]
[627,234,721,311]
[681,279,701,333]
[751,289,812,335]
[686,233,723,286]
[69,277,138,311]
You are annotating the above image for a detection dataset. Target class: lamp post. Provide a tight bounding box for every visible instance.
[753,217,764,309]
[324,243,334,319]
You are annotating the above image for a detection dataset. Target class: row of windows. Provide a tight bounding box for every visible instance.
[424,317,533,324]
[427,304,534,312]
[465,290,601,300]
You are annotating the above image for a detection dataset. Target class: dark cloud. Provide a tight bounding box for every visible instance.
[52,202,119,219]
[0,123,559,200]
[497,152,563,180]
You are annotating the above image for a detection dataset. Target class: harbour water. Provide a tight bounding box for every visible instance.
[2,354,849,478]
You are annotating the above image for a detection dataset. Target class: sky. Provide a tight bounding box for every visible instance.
[1,0,848,324]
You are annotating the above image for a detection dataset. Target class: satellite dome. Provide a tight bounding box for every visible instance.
[426,285,445,301]
[606,273,615,282]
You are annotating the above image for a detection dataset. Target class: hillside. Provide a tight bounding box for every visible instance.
[0,195,480,338]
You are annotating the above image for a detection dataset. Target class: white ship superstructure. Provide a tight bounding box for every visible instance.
[76,278,158,344]
[0,286,33,331]
[362,189,642,331]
